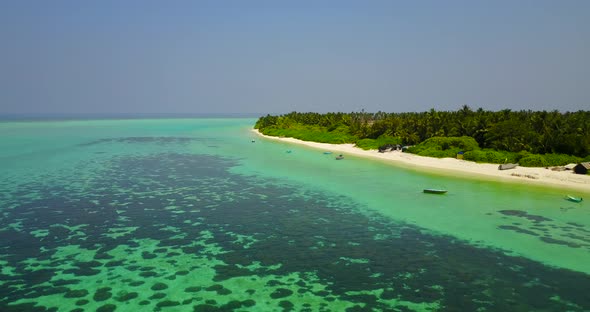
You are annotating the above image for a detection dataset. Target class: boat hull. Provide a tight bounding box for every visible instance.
[566,196,583,203]
[423,189,447,194]
[498,163,518,170]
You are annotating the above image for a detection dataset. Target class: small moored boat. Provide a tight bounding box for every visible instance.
[423,189,448,194]
[565,195,583,203]
[323,151,333,154]
[498,163,518,170]
[335,154,344,160]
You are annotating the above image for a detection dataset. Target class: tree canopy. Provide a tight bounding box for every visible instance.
[255,107,590,166]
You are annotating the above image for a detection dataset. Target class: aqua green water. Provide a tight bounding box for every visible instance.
[1,118,589,311]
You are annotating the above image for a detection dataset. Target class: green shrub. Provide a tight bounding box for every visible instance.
[355,139,378,150]
[260,125,357,144]
[542,153,583,166]
[484,150,506,163]
[462,150,484,162]
[463,149,519,164]
[355,135,401,150]
[417,148,459,158]
[407,136,479,157]
[519,154,549,167]
[408,136,479,154]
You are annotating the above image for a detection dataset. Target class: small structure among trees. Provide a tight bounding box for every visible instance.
[574,162,590,174]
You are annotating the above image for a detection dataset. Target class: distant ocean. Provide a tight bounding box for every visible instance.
[1,118,589,311]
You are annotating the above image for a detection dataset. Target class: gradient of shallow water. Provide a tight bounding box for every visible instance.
[0,118,589,311]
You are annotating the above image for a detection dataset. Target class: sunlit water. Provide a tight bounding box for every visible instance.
[0,118,589,312]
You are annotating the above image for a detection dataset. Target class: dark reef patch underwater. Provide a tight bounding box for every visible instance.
[1,136,590,311]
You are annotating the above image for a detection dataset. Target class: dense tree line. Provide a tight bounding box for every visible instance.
[254,106,590,165]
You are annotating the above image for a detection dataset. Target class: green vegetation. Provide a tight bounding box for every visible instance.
[407,136,479,158]
[463,149,520,164]
[355,135,402,150]
[261,124,356,144]
[255,107,590,167]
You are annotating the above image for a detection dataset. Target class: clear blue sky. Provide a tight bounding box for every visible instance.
[1,0,588,115]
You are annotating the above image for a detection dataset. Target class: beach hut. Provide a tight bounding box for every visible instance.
[564,163,577,170]
[573,162,590,175]
[456,151,464,160]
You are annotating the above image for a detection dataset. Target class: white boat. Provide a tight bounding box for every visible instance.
[423,189,448,194]
[566,195,583,203]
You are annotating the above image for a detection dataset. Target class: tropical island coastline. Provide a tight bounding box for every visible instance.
[252,108,590,193]
[252,129,590,193]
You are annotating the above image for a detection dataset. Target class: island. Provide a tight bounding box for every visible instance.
[254,108,590,192]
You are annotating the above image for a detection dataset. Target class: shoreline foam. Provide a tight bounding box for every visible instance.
[253,129,590,193]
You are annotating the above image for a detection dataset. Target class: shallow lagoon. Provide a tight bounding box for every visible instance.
[1,118,589,311]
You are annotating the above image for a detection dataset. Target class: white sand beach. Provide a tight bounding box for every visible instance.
[253,129,590,193]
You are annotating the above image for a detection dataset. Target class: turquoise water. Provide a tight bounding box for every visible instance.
[0,118,589,311]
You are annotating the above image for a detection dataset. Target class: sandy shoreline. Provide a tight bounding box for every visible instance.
[253,129,590,193]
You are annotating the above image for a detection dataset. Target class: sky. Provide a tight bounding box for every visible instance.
[0,0,589,115]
